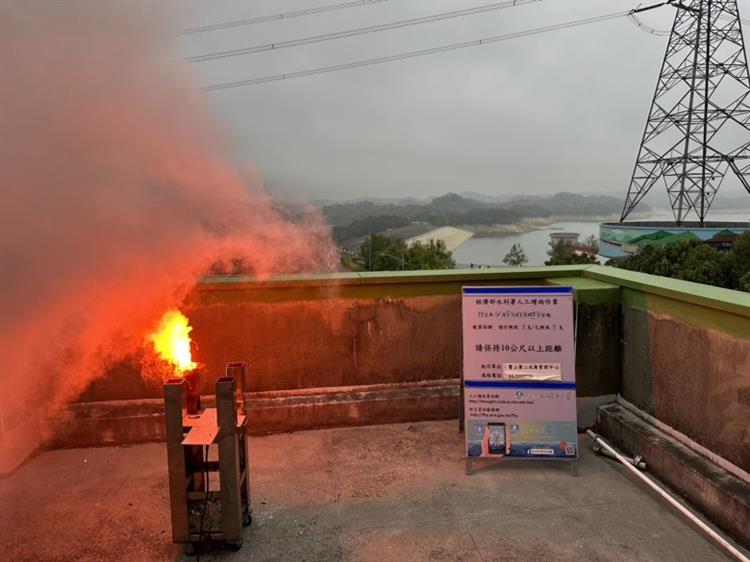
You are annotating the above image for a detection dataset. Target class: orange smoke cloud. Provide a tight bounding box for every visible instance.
[0,2,338,462]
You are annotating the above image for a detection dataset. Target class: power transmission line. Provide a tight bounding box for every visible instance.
[181,0,388,35]
[187,0,541,64]
[628,2,749,34]
[202,9,631,92]
[627,12,669,35]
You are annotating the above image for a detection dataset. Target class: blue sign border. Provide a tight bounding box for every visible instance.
[462,287,573,295]
[464,380,576,390]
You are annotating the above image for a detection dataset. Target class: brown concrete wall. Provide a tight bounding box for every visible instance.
[621,306,750,472]
[189,295,462,393]
[575,303,621,398]
[621,307,653,413]
[78,295,463,401]
[78,293,619,402]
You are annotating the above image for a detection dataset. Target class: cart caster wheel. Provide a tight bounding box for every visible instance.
[242,512,252,527]
[183,542,197,556]
[226,539,243,551]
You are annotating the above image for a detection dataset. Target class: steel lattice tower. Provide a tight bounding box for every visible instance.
[621,0,750,225]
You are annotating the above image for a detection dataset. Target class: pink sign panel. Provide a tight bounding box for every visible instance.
[462,286,575,382]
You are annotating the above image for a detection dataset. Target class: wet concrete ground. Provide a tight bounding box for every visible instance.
[0,420,737,561]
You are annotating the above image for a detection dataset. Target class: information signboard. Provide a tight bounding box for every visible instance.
[462,286,578,463]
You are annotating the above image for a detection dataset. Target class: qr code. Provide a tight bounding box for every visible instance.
[564,445,576,456]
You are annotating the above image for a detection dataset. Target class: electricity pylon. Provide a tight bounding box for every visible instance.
[621,0,750,225]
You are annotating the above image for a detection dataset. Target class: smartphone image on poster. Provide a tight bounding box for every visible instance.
[487,423,506,455]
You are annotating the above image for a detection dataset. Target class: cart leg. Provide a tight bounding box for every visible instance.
[225,538,243,551]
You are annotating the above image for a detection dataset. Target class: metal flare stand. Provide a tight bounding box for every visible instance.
[164,363,251,555]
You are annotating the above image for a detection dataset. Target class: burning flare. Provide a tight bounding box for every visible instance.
[148,310,197,375]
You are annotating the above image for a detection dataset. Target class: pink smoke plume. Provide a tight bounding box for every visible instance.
[0,2,338,466]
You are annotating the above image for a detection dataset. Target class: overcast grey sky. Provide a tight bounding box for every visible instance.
[174,0,747,203]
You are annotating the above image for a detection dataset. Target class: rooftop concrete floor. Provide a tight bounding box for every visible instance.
[0,420,737,562]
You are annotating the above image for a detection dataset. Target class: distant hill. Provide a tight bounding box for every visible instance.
[458,191,515,204]
[429,193,486,212]
[326,192,640,242]
[510,192,635,216]
[348,196,427,206]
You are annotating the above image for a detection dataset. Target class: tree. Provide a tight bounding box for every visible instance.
[673,243,727,286]
[360,234,408,271]
[606,231,750,293]
[581,235,600,255]
[407,239,456,270]
[724,231,750,289]
[503,243,528,266]
[545,240,597,266]
[612,239,735,289]
[332,215,411,242]
[359,234,455,271]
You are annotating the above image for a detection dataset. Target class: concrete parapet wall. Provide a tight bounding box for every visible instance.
[7,264,750,484]
[53,266,621,454]
[585,266,750,472]
[77,266,618,404]
[622,307,750,471]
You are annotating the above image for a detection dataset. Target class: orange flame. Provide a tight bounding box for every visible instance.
[148,309,197,375]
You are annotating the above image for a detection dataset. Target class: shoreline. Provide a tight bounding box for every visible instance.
[460,213,653,238]
[405,226,474,252]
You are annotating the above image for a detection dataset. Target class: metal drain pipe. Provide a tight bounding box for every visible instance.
[586,431,749,562]
[592,438,647,470]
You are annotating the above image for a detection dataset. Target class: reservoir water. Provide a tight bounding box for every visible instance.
[452,210,750,267]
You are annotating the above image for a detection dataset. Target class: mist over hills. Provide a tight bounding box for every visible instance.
[325,192,639,242]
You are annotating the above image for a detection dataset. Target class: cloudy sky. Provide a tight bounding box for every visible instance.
[173,0,745,203]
